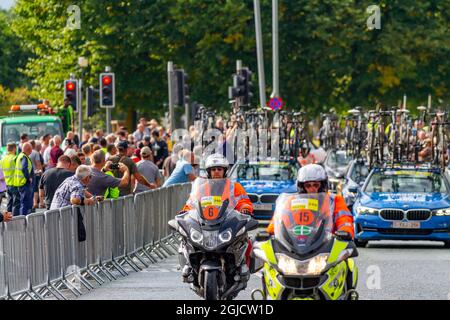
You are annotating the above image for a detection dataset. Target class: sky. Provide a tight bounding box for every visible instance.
[0,0,14,10]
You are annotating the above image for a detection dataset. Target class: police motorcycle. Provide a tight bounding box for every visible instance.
[168,178,259,300]
[252,193,359,300]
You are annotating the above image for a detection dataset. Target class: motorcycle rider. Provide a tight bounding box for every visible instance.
[266,163,356,291]
[267,163,354,239]
[297,141,317,167]
[180,153,253,215]
[178,153,254,282]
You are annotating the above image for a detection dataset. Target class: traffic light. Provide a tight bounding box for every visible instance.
[241,67,253,106]
[228,67,253,106]
[100,73,115,108]
[171,69,189,106]
[86,86,99,117]
[64,79,79,111]
[228,72,245,100]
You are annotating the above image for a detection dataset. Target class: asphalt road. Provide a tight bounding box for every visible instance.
[77,226,450,300]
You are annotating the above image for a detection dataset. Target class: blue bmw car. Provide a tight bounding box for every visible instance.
[353,166,450,248]
[229,160,298,220]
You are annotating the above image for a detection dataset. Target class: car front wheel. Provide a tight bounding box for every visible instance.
[354,238,368,248]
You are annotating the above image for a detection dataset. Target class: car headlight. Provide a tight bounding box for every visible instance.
[276,253,329,276]
[355,206,379,215]
[432,208,450,216]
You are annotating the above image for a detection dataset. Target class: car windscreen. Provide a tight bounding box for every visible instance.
[2,122,63,146]
[350,163,369,183]
[233,163,296,181]
[364,171,448,193]
[326,152,351,169]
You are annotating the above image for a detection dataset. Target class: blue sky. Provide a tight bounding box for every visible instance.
[0,0,14,10]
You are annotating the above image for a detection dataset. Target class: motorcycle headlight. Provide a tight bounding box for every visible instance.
[202,230,219,249]
[190,229,203,244]
[276,253,329,276]
[432,208,450,216]
[219,229,233,244]
[355,206,379,215]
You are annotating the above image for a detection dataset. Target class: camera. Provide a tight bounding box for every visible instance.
[110,163,120,170]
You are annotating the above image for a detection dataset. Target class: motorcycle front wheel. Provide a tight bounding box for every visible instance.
[204,270,219,300]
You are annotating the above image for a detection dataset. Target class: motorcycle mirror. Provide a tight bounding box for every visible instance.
[255,231,271,242]
[168,219,178,231]
[246,219,259,231]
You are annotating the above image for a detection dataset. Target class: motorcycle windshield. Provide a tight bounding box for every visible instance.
[189,178,237,223]
[273,193,334,256]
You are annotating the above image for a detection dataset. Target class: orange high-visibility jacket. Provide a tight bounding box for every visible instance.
[181,179,253,214]
[266,192,354,238]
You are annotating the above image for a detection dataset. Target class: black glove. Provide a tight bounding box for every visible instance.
[335,230,353,241]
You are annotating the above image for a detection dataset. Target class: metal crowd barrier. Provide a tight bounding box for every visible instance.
[0,183,191,300]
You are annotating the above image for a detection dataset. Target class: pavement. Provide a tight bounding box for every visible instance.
[76,228,450,300]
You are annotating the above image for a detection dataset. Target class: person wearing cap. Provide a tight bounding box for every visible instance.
[108,141,156,195]
[134,147,161,193]
[50,165,95,209]
[87,150,130,197]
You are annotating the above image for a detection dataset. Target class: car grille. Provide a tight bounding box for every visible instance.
[380,209,431,221]
[248,194,259,203]
[281,276,321,289]
[380,209,404,221]
[260,195,278,203]
[407,210,431,221]
[377,228,433,236]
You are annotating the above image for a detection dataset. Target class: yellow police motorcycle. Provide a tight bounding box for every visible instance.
[252,193,359,300]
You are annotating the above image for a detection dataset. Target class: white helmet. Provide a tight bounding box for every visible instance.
[205,153,229,169]
[205,153,229,178]
[297,164,328,193]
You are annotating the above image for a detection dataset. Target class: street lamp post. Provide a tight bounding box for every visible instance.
[78,57,88,140]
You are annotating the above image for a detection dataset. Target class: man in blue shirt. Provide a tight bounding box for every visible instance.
[163,150,197,187]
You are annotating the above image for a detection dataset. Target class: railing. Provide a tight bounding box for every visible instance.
[0,183,191,300]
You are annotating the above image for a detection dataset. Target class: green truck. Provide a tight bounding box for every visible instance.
[0,106,64,157]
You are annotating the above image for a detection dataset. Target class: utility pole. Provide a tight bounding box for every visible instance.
[271,0,279,98]
[254,0,267,108]
[105,66,112,134]
[168,61,175,133]
[77,57,88,140]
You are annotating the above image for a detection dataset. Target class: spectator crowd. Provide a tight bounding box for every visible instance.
[0,117,202,220]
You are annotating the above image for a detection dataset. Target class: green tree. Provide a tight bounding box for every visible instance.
[0,9,29,89]
[10,0,450,123]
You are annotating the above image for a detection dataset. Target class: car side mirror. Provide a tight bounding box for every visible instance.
[348,187,358,194]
